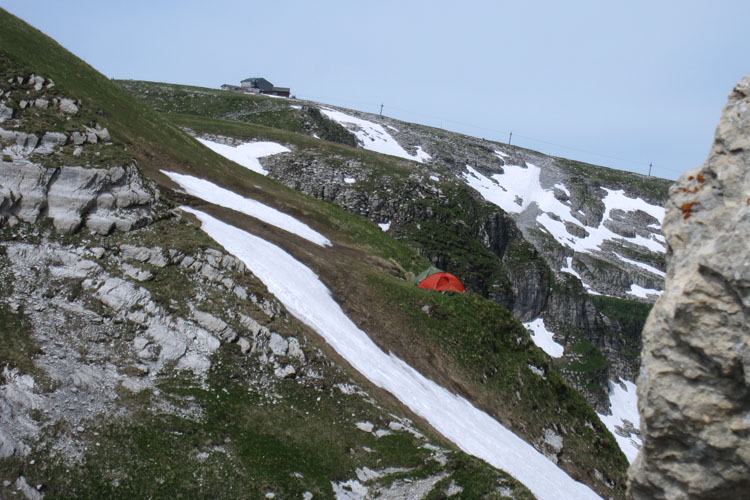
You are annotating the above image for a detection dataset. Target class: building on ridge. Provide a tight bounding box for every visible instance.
[221,77,291,97]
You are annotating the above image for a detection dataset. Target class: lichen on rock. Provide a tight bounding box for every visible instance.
[627,75,750,498]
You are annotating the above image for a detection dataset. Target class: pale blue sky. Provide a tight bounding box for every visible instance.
[3,0,748,179]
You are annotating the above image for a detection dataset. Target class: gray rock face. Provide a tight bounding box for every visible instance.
[0,102,12,122]
[628,75,750,498]
[0,162,158,233]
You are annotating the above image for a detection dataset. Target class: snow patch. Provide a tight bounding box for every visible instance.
[613,253,665,278]
[628,283,663,299]
[184,208,602,500]
[561,257,601,295]
[601,188,665,224]
[162,171,331,247]
[596,379,641,463]
[463,164,667,272]
[196,138,290,175]
[523,318,564,358]
[344,177,356,184]
[554,183,571,197]
[378,221,391,232]
[319,108,428,163]
[413,146,432,163]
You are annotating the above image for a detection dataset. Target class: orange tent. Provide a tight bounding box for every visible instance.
[418,272,466,293]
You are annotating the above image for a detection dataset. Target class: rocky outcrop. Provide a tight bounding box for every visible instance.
[0,162,158,234]
[0,235,304,462]
[627,75,750,498]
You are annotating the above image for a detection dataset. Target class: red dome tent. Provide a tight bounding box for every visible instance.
[417,272,466,293]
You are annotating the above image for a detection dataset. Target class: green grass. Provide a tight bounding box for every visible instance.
[117,86,631,496]
[426,454,535,500]
[0,304,40,380]
[0,11,245,179]
[0,216,478,499]
[366,271,629,496]
[118,80,358,146]
[7,339,509,500]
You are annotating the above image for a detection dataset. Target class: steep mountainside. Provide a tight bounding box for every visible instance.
[0,8,632,500]
[121,81,670,436]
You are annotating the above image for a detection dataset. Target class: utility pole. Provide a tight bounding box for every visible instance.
[648,162,652,177]
[380,103,383,116]
[508,131,513,145]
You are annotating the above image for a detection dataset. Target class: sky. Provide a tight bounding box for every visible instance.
[3,0,748,180]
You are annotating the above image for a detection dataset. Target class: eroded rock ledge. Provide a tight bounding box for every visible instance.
[0,162,158,234]
[627,75,750,498]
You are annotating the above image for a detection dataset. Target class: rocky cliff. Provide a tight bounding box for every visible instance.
[627,75,750,498]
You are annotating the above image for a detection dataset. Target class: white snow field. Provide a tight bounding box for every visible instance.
[182,207,602,500]
[596,379,642,463]
[162,171,330,247]
[196,137,290,175]
[522,318,564,358]
[463,163,666,262]
[320,108,429,163]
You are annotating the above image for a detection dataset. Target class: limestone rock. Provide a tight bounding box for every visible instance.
[71,132,87,145]
[0,102,12,122]
[14,475,42,500]
[0,127,39,151]
[29,74,45,91]
[0,163,159,234]
[35,131,67,154]
[268,333,289,357]
[121,245,168,267]
[627,75,750,498]
[58,98,79,115]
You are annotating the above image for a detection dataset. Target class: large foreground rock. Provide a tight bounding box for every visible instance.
[627,76,750,498]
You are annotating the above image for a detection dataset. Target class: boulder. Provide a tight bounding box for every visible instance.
[58,98,79,115]
[35,131,67,154]
[29,74,45,91]
[71,131,87,145]
[627,75,750,498]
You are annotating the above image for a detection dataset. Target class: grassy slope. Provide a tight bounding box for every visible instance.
[148,101,645,415]
[1,8,628,498]
[139,107,631,496]
[120,87,630,494]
